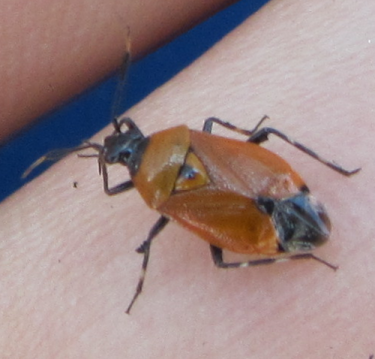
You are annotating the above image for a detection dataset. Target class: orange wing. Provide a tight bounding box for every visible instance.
[159,188,279,255]
[189,130,306,199]
[159,130,307,255]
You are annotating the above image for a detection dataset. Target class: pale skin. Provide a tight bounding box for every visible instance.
[0,0,374,358]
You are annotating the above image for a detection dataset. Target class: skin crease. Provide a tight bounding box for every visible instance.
[0,0,374,358]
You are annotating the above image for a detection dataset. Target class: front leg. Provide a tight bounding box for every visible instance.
[101,161,134,195]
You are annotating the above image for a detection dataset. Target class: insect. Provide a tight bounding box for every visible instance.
[75,114,359,313]
[23,33,359,313]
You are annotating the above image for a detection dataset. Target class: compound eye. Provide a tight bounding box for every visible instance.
[120,148,132,161]
[105,154,118,164]
[175,152,210,191]
[102,148,117,163]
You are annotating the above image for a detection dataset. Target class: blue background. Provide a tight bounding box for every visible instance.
[0,0,269,202]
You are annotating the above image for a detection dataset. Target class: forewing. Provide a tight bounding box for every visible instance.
[189,130,305,199]
[159,188,279,255]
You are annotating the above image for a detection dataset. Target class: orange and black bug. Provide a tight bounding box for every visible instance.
[76,114,359,313]
[23,34,359,313]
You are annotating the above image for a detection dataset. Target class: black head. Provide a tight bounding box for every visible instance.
[83,117,148,176]
[102,118,148,173]
[22,117,147,179]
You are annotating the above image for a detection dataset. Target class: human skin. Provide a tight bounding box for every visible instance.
[1,0,374,358]
[0,0,233,141]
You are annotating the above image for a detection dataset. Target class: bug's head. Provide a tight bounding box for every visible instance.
[94,117,148,176]
[257,193,332,253]
[77,117,148,177]
[22,117,146,179]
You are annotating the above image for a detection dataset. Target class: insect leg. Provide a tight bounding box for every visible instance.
[104,180,134,195]
[100,160,134,195]
[126,216,170,314]
[210,245,337,270]
[248,127,360,176]
[202,116,269,136]
[202,116,359,176]
[112,116,144,137]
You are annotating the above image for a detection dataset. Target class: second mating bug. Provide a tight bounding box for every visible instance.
[78,115,359,313]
